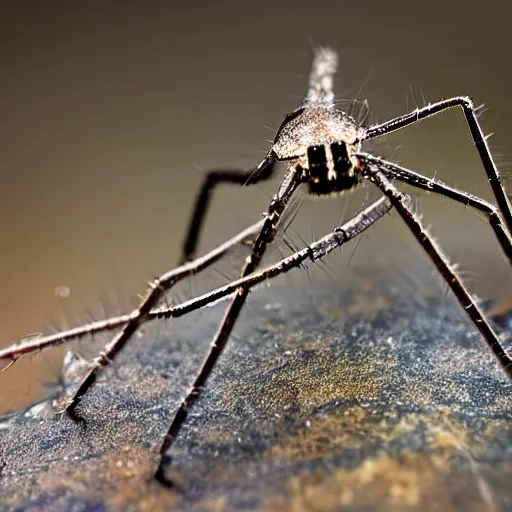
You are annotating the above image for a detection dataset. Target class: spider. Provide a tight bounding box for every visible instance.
[1,47,511,487]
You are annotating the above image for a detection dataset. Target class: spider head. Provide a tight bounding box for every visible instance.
[272,105,364,194]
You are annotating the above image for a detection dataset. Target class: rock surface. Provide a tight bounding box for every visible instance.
[0,272,511,511]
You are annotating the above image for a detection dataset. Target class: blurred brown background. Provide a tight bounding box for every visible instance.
[1,1,512,412]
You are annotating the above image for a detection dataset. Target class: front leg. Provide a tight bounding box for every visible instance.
[156,164,303,484]
[358,154,512,380]
[356,152,512,266]
[363,97,512,235]
[180,154,276,264]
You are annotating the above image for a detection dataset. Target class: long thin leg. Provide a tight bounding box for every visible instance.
[155,164,303,483]
[356,152,512,265]
[180,155,276,264]
[0,199,392,365]
[358,154,512,378]
[362,97,512,236]
[150,198,390,317]
[57,218,264,414]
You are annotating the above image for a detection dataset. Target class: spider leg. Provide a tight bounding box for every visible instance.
[362,97,512,236]
[180,154,276,264]
[0,198,393,367]
[358,154,512,379]
[356,152,512,265]
[58,218,264,414]
[155,163,303,484]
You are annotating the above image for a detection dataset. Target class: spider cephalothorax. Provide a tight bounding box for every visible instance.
[271,104,364,194]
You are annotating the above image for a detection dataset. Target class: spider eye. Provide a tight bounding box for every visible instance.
[331,142,350,173]
[307,145,328,181]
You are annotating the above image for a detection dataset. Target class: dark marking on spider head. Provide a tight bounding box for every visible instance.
[272,105,365,196]
[307,142,360,195]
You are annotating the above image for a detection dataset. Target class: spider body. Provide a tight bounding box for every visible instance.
[271,104,363,194]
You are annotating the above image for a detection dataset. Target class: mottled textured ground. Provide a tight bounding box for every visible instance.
[0,272,511,511]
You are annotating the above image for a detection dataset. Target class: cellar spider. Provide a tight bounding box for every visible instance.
[1,47,511,486]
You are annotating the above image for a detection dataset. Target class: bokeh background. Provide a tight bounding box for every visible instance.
[1,1,512,412]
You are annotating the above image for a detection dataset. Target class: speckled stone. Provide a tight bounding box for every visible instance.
[0,270,511,511]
